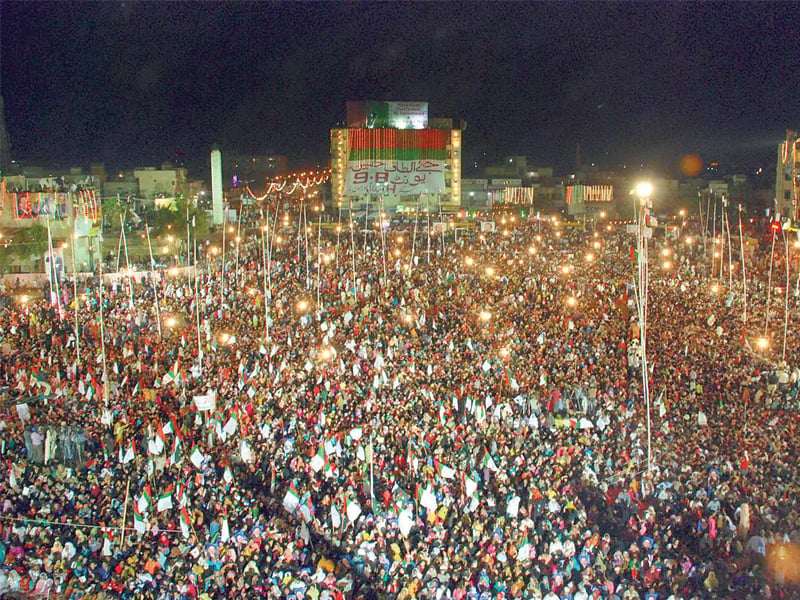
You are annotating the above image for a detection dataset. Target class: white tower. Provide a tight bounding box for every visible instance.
[211,147,224,225]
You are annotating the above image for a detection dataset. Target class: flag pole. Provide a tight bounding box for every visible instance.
[97,241,109,402]
[194,239,202,371]
[426,195,432,264]
[261,208,270,341]
[316,202,323,310]
[70,236,81,365]
[234,200,243,287]
[303,198,311,289]
[119,476,131,547]
[737,204,748,326]
[378,195,387,283]
[144,223,162,339]
[221,201,227,311]
[349,198,357,296]
[782,228,790,361]
[410,206,419,275]
[120,213,134,310]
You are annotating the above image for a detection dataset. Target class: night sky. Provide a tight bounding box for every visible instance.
[2,1,800,176]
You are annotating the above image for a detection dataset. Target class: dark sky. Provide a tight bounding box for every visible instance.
[2,1,799,176]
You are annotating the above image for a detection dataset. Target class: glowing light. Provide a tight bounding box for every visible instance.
[566,296,577,307]
[210,246,219,255]
[165,317,177,328]
[662,260,672,270]
[585,252,594,262]
[296,299,309,313]
[19,294,29,304]
[403,313,414,324]
[679,209,686,217]
[661,248,671,257]
[485,266,495,276]
[710,284,720,294]
[499,347,510,358]
[561,265,571,275]
[685,236,693,245]
[528,246,536,255]
[465,257,475,266]
[635,182,653,197]
[479,310,492,322]
[599,211,607,218]
[757,337,769,350]
[592,241,601,249]
[168,267,178,276]
[220,333,231,344]
[319,347,332,361]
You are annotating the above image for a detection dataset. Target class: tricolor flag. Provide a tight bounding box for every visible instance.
[189,445,205,469]
[133,503,147,534]
[309,444,325,472]
[179,507,192,539]
[157,487,173,512]
[162,359,181,386]
[517,534,532,562]
[283,484,301,513]
[137,485,153,513]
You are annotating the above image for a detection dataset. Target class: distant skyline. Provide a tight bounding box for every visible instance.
[2,2,799,177]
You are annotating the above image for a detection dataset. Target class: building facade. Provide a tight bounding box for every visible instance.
[776,130,799,221]
[331,101,462,215]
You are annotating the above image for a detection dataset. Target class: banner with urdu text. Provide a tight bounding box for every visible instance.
[344,129,448,196]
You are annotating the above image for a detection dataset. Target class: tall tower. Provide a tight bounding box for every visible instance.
[0,96,10,172]
[210,146,223,225]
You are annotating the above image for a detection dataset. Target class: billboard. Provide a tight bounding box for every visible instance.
[343,129,448,196]
[347,101,429,129]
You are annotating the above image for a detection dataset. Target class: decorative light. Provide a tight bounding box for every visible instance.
[566,296,577,307]
[757,337,769,350]
[485,266,495,276]
[479,310,492,321]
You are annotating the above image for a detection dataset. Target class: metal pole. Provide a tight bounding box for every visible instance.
[221,203,226,310]
[349,198,357,295]
[316,204,323,309]
[234,200,243,286]
[426,195,431,263]
[70,238,81,365]
[782,229,790,361]
[194,240,202,368]
[120,213,134,309]
[410,207,419,275]
[765,226,777,336]
[738,205,748,325]
[144,223,162,339]
[97,242,109,403]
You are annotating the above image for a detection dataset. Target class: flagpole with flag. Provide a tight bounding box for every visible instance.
[193,239,202,371]
[120,212,135,310]
[261,208,270,341]
[69,232,81,365]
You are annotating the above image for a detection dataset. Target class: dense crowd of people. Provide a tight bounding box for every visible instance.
[0,210,798,599]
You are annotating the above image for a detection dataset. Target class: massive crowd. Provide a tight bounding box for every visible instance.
[0,210,798,600]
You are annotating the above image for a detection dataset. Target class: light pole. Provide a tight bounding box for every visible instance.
[632,181,653,473]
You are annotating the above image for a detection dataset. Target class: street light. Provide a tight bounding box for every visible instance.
[635,182,653,198]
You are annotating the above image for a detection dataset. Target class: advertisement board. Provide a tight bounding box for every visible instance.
[347,101,429,129]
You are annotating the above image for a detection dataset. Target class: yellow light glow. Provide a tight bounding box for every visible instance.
[485,266,495,276]
[465,257,475,266]
[661,248,671,257]
[662,260,672,270]
[296,299,309,313]
[528,246,536,255]
[499,347,510,358]
[685,236,693,245]
[566,296,577,307]
[585,252,594,262]
[635,182,653,197]
[757,337,769,350]
[479,310,492,322]
[593,241,601,249]
[165,317,177,328]
[20,294,29,304]
[711,284,720,294]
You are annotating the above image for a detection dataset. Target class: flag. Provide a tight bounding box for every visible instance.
[133,503,147,534]
[131,379,141,397]
[157,487,173,512]
[163,359,181,386]
[283,485,301,513]
[168,436,182,466]
[346,496,361,522]
[331,503,342,529]
[86,377,101,400]
[220,513,230,542]
[518,535,532,562]
[189,446,205,469]
[240,440,253,463]
[434,460,455,480]
[309,444,325,472]
[137,485,153,513]
[179,507,191,539]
